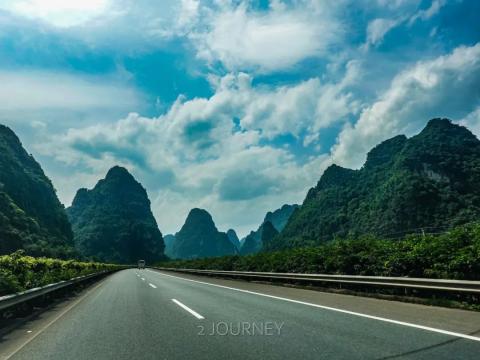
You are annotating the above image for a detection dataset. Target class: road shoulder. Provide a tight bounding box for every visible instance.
[0,273,112,360]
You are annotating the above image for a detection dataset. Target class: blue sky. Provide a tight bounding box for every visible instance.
[0,0,479,237]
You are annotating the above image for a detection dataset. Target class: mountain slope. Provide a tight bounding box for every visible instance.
[163,234,176,259]
[240,204,299,255]
[0,125,74,257]
[171,208,237,259]
[260,221,279,251]
[226,229,240,249]
[272,118,480,250]
[67,166,165,263]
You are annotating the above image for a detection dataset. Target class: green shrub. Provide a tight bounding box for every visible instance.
[0,251,123,296]
[159,223,480,280]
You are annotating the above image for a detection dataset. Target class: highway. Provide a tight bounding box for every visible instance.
[1,269,480,359]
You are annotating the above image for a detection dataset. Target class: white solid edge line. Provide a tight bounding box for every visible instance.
[148,270,480,342]
[149,283,157,289]
[4,278,107,360]
[171,299,205,320]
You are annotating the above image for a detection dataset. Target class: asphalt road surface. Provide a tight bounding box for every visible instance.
[1,269,480,360]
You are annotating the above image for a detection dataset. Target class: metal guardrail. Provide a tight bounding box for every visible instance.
[154,268,480,295]
[0,270,112,311]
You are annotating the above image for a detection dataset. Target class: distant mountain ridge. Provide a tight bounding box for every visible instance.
[240,204,298,255]
[271,119,480,250]
[5,118,477,264]
[67,166,165,263]
[226,229,240,249]
[0,125,74,257]
[170,208,237,259]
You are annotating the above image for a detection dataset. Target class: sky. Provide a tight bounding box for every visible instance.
[0,0,479,237]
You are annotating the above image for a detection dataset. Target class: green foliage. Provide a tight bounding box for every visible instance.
[160,222,480,280]
[240,204,298,255]
[240,231,261,255]
[0,125,74,258]
[67,166,165,264]
[0,250,123,296]
[273,119,480,250]
[171,208,236,259]
[260,221,279,250]
[226,229,240,249]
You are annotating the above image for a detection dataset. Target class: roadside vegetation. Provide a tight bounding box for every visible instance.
[0,250,122,296]
[161,222,480,280]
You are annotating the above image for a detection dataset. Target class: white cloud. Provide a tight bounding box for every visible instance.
[0,70,142,112]
[0,0,184,52]
[409,0,445,25]
[48,70,348,168]
[364,0,445,49]
[376,0,420,9]
[332,43,480,168]
[191,1,343,72]
[45,109,329,236]
[239,61,361,143]
[2,0,340,60]
[460,107,480,136]
[364,17,401,48]
[0,0,112,27]
[177,0,199,28]
[40,67,357,235]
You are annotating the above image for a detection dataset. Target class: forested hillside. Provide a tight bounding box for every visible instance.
[171,208,237,259]
[241,204,298,255]
[161,222,480,280]
[226,229,240,249]
[67,166,165,263]
[272,119,480,250]
[0,125,74,258]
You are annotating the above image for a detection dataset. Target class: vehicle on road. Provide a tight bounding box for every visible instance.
[138,260,145,269]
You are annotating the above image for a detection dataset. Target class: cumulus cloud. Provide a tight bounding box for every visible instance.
[46,110,328,235]
[41,67,357,234]
[48,69,351,171]
[238,61,361,143]
[0,0,342,63]
[332,43,480,168]
[191,1,344,72]
[4,0,472,238]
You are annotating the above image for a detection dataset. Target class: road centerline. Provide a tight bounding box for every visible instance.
[148,283,157,289]
[171,299,204,320]
[149,270,480,343]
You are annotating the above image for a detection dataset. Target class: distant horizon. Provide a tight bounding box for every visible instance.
[1,0,479,237]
